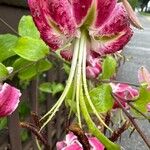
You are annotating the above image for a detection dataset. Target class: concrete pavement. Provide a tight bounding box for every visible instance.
[117,14,150,150]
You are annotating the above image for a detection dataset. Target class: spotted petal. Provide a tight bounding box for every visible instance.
[70,0,93,25]
[0,83,21,117]
[94,0,116,27]
[91,3,133,55]
[45,0,77,36]
[28,0,77,50]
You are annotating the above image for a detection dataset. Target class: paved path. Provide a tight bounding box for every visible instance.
[117,14,150,150]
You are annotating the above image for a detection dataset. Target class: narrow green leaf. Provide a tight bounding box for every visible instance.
[39,82,64,96]
[132,85,150,113]
[101,55,117,79]
[13,58,52,80]
[86,84,114,113]
[12,37,49,61]
[0,34,18,62]
[18,15,40,38]
[0,63,9,80]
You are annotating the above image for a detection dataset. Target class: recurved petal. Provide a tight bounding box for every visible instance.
[70,0,93,25]
[94,0,116,27]
[46,0,77,36]
[28,0,68,50]
[0,83,21,117]
[89,137,104,150]
[91,28,133,55]
[96,3,130,35]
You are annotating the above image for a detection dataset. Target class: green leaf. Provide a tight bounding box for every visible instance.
[101,55,117,79]
[86,84,114,113]
[13,58,52,80]
[0,34,18,62]
[0,63,9,80]
[39,82,64,96]
[18,15,40,38]
[0,118,7,130]
[12,37,49,61]
[132,85,150,113]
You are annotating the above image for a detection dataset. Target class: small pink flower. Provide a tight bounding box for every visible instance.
[56,132,104,150]
[28,0,133,78]
[110,83,138,109]
[0,83,21,117]
[138,66,150,89]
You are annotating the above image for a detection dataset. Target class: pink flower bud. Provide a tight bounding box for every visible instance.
[86,55,102,79]
[110,83,138,109]
[0,83,21,117]
[56,132,104,150]
[138,66,150,86]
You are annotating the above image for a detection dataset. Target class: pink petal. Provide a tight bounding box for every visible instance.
[89,137,104,150]
[97,3,130,35]
[45,0,77,36]
[110,83,138,109]
[122,0,143,29]
[60,49,73,61]
[64,143,82,150]
[91,3,133,55]
[91,27,133,55]
[56,141,67,150]
[94,0,116,27]
[70,0,93,25]
[138,66,150,85]
[86,55,102,79]
[28,0,76,50]
[66,132,78,144]
[147,103,150,112]
[0,83,21,117]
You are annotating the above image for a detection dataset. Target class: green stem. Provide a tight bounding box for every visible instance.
[80,82,120,150]
[81,33,112,132]
[40,38,80,131]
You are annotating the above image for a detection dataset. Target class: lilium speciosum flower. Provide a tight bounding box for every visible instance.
[0,83,21,117]
[56,132,104,150]
[28,0,133,78]
[28,0,135,150]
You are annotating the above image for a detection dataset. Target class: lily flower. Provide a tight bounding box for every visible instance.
[0,83,21,117]
[110,83,138,109]
[56,132,104,150]
[28,0,133,78]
